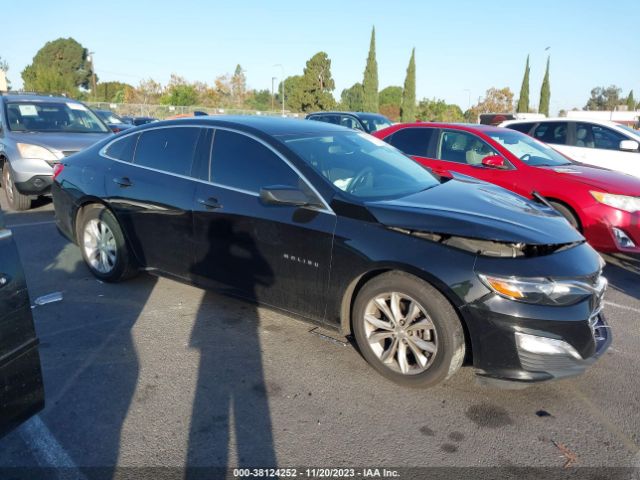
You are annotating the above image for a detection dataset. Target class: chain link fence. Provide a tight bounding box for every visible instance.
[85,102,302,120]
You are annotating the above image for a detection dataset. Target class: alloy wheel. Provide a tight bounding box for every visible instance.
[4,168,14,203]
[83,219,117,274]
[363,292,438,375]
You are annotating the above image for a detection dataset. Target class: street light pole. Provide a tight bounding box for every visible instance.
[463,89,471,111]
[271,76,276,111]
[88,51,97,100]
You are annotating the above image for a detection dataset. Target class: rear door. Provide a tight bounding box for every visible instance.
[383,127,442,173]
[0,213,44,438]
[104,126,209,278]
[530,121,575,158]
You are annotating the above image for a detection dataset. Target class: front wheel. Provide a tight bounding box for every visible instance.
[352,271,465,388]
[79,205,138,282]
[2,164,32,211]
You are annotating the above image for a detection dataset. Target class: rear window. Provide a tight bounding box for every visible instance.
[385,128,436,157]
[532,122,568,145]
[134,127,201,176]
[104,133,139,163]
[505,122,535,134]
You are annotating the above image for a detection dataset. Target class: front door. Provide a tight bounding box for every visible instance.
[191,128,336,321]
[0,215,44,438]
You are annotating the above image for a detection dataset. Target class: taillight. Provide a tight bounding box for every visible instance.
[52,163,65,180]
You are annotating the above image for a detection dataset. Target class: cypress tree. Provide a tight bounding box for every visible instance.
[400,48,416,122]
[362,26,379,112]
[627,90,635,110]
[539,56,551,116]
[516,55,530,113]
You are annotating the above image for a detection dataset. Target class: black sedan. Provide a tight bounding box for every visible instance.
[0,212,44,437]
[52,117,610,387]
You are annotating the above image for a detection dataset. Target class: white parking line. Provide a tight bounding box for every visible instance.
[605,301,640,314]
[6,220,56,228]
[19,415,87,479]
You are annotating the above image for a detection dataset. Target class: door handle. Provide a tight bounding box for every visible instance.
[198,197,222,210]
[113,177,133,187]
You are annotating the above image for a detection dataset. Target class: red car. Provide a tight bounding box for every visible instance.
[373,123,640,254]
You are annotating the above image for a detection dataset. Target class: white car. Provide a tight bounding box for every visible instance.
[500,117,640,179]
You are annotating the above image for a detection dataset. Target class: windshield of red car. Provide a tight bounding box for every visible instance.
[488,129,572,166]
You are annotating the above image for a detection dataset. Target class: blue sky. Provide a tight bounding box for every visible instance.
[4,0,639,113]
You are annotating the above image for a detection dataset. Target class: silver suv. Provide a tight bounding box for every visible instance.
[0,93,112,210]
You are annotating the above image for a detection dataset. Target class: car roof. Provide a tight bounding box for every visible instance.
[307,111,386,118]
[502,117,628,129]
[1,94,83,104]
[387,122,503,132]
[142,115,350,136]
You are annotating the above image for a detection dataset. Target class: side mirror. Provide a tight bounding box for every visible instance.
[481,155,508,169]
[619,140,639,152]
[260,185,314,207]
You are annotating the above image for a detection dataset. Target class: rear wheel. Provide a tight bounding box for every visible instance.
[2,164,32,211]
[79,205,138,282]
[352,271,465,388]
[549,201,580,231]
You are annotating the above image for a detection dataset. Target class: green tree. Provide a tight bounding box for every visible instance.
[585,85,623,110]
[362,26,378,112]
[299,52,336,112]
[231,64,247,108]
[465,87,515,122]
[22,38,94,95]
[516,55,530,113]
[379,85,403,121]
[278,75,304,112]
[246,89,272,111]
[379,86,402,107]
[417,98,464,122]
[94,81,132,102]
[400,48,416,122]
[340,83,364,111]
[627,90,635,111]
[538,56,551,116]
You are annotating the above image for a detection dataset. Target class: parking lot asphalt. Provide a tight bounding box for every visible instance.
[0,198,639,476]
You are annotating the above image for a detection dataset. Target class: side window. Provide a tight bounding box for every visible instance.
[437,130,498,165]
[506,122,535,134]
[385,128,436,157]
[211,130,299,192]
[134,127,201,176]
[532,122,568,145]
[591,124,628,151]
[308,115,325,123]
[104,133,140,163]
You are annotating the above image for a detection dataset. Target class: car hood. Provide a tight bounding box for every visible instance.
[537,164,640,195]
[9,131,112,154]
[366,176,584,245]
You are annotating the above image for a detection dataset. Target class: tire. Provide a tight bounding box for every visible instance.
[352,271,465,388]
[78,204,138,282]
[549,201,580,231]
[2,164,32,211]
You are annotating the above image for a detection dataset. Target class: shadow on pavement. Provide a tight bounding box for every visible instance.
[603,253,640,301]
[186,219,277,477]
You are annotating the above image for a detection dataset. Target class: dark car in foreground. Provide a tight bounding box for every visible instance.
[374,123,640,254]
[0,93,112,211]
[0,211,45,437]
[306,111,392,134]
[52,117,610,387]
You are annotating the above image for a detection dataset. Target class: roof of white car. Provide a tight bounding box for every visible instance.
[500,117,630,129]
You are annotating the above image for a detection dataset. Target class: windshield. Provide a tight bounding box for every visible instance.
[617,124,640,136]
[359,114,393,133]
[487,129,572,166]
[7,102,110,133]
[282,131,439,200]
[96,110,126,124]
